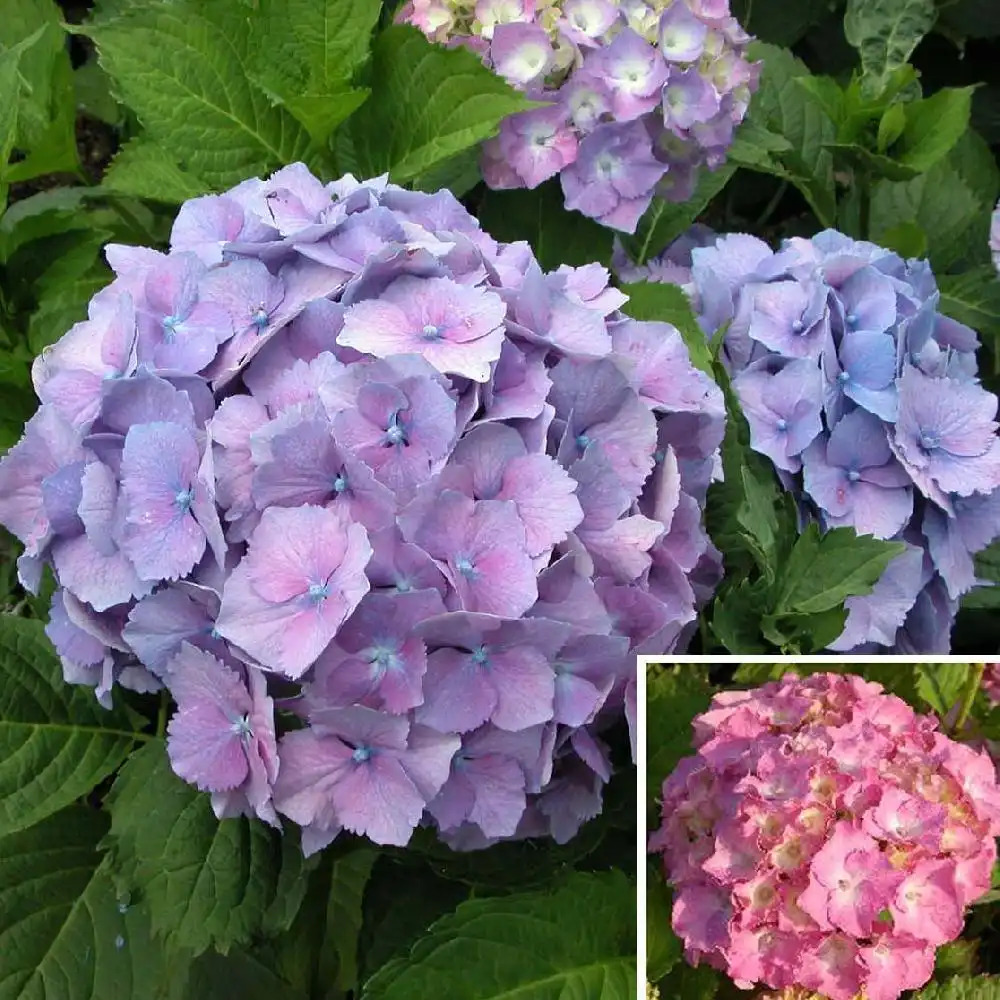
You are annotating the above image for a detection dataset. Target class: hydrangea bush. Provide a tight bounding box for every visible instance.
[398,0,760,231]
[624,229,1000,652]
[650,670,1000,1000]
[0,163,723,852]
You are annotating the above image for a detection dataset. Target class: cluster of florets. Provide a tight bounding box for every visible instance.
[626,228,1000,652]
[0,163,724,853]
[650,672,1000,1000]
[398,0,759,232]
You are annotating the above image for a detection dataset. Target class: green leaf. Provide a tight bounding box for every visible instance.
[736,43,837,227]
[894,87,976,172]
[102,137,211,204]
[913,976,1000,999]
[74,56,123,126]
[0,1,79,177]
[878,221,928,258]
[320,846,379,995]
[870,130,1000,272]
[645,665,713,802]
[0,614,143,838]
[938,267,1000,348]
[104,740,287,956]
[361,871,636,1000]
[645,875,681,983]
[84,0,313,190]
[0,805,173,1000]
[477,180,615,270]
[653,961,720,1000]
[359,856,472,982]
[913,663,971,718]
[179,951,306,1000]
[247,0,379,143]
[344,25,533,182]
[773,524,904,616]
[710,579,771,653]
[843,0,937,98]
[621,164,735,265]
[0,187,97,261]
[619,281,713,374]
[731,0,830,46]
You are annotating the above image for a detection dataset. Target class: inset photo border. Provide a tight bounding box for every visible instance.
[638,659,1000,1000]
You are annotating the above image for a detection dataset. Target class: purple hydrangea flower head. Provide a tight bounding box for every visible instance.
[624,225,1000,651]
[0,164,723,851]
[399,0,759,231]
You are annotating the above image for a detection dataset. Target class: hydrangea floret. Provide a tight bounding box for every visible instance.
[0,163,724,852]
[650,671,1000,1000]
[398,0,760,232]
[624,228,1000,652]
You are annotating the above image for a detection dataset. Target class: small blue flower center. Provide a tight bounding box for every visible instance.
[395,576,413,593]
[847,469,861,482]
[332,472,348,493]
[162,314,181,342]
[251,306,270,331]
[471,646,490,667]
[919,431,940,452]
[209,626,222,640]
[653,449,665,464]
[421,323,443,340]
[846,313,858,328]
[352,745,373,764]
[455,555,476,577]
[174,488,194,514]
[231,713,253,739]
[775,418,788,432]
[576,433,592,451]
[368,644,399,671]
[308,582,330,603]
[910,351,922,365]
[385,413,408,446]
[791,319,805,334]
[837,370,851,385]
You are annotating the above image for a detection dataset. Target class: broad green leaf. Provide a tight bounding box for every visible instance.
[870,131,1000,272]
[359,859,471,982]
[179,951,305,1000]
[0,805,173,1000]
[913,663,971,718]
[102,137,210,204]
[74,56,122,127]
[477,180,615,270]
[913,976,1000,999]
[0,614,143,838]
[344,25,533,182]
[320,846,379,995]
[878,221,928,258]
[104,740,287,956]
[823,142,922,182]
[85,0,313,190]
[895,87,976,172]
[736,43,836,227]
[710,579,771,653]
[652,961,720,1000]
[621,164,735,265]
[362,871,636,1000]
[0,187,97,262]
[619,281,712,374]
[934,940,980,978]
[877,101,907,151]
[844,0,937,98]
[645,875,681,983]
[938,267,1000,348]
[0,1,78,174]
[0,46,21,204]
[645,665,712,802]
[773,524,904,616]
[247,0,380,143]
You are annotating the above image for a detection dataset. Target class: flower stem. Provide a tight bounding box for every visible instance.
[953,663,986,735]
[155,690,169,740]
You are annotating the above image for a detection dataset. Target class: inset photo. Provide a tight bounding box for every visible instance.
[644,662,1000,1000]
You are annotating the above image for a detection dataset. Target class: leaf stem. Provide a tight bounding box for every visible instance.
[755,180,788,229]
[156,689,169,739]
[953,663,986,735]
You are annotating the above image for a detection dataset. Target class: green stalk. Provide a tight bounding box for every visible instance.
[953,663,986,735]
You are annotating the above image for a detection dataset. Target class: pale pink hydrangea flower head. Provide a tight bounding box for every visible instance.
[650,671,1000,1000]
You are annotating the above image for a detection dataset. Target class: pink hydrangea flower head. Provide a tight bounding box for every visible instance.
[651,671,1000,1000]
